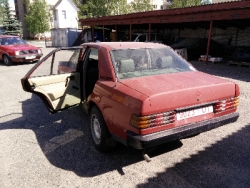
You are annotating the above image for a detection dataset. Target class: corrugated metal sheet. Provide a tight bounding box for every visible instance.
[51,28,82,47]
[79,0,250,26]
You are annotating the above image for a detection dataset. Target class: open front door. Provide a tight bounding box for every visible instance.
[21,47,86,113]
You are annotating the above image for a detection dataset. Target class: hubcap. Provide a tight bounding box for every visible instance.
[92,115,101,144]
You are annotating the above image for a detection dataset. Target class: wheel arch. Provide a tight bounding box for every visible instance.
[88,100,98,115]
[2,53,10,59]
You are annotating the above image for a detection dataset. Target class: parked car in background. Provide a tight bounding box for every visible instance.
[21,42,239,154]
[171,38,225,60]
[0,35,43,66]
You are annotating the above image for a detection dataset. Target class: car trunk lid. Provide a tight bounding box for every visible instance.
[118,71,236,115]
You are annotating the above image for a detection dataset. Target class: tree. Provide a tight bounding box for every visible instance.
[130,0,153,13]
[168,0,210,9]
[73,0,152,18]
[106,0,131,15]
[1,0,22,35]
[24,0,51,39]
[0,0,8,25]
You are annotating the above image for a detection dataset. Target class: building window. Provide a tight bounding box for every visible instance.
[62,10,66,19]
[153,4,157,9]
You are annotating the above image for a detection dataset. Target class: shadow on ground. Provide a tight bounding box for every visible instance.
[0,60,37,67]
[137,123,250,188]
[0,94,183,177]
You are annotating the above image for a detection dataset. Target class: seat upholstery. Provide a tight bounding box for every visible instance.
[119,59,135,73]
[159,56,173,68]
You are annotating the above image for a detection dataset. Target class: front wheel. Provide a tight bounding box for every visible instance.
[3,55,13,66]
[90,106,116,152]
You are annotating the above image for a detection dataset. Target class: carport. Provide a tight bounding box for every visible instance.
[78,0,250,62]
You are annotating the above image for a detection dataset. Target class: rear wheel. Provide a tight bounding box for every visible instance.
[3,55,13,66]
[90,106,116,152]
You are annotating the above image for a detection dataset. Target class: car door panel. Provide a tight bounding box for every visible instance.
[28,72,81,111]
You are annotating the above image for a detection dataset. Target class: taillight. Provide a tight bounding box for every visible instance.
[130,111,175,129]
[214,96,239,113]
[235,84,240,97]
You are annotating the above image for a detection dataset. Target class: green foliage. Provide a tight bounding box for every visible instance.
[0,0,8,25]
[25,0,51,37]
[168,0,210,9]
[106,0,131,15]
[1,0,22,35]
[130,0,153,13]
[73,0,152,18]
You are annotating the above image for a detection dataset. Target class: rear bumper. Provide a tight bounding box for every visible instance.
[127,112,239,149]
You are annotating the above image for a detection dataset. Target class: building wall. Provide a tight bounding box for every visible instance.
[212,0,235,3]
[131,25,250,47]
[163,27,250,47]
[54,0,78,29]
[15,0,65,38]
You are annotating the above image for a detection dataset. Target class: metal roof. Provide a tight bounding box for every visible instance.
[79,0,250,29]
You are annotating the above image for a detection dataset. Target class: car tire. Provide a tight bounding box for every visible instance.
[3,55,13,66]
[90,106,117,152]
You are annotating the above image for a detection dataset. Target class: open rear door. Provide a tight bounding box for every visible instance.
[21,47,85,113]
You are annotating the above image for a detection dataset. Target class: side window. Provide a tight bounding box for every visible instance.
[29,47,84,77]
[86,48,99,71]
[65,49,81,72]
[89,48,98,61]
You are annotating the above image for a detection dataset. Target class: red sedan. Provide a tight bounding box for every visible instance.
[21,42,239,154]
[0,35,43,65]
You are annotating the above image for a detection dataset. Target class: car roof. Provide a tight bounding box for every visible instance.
[82,42,166,50]
[0,35,18,38]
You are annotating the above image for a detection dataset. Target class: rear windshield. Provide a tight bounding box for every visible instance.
[111,47,195,80]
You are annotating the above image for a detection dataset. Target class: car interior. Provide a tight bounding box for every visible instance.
[86,57,99,97]
[27,72,81,111]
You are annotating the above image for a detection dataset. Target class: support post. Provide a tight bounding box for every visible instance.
[206,21,213,63]
[149,23,151,42]
[130,24,132,41]
[115,25,117,41]
[91,26,94,42]
[103,25,105,42]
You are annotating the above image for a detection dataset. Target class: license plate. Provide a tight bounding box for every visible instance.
[25,56,36,59]
[177,106,213,120]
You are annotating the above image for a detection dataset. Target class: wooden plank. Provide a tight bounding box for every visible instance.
[227,61,250,67]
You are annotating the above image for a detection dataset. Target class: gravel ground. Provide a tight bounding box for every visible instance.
[0,43,250,188]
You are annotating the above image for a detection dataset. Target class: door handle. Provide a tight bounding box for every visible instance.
[65,76,74,87]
